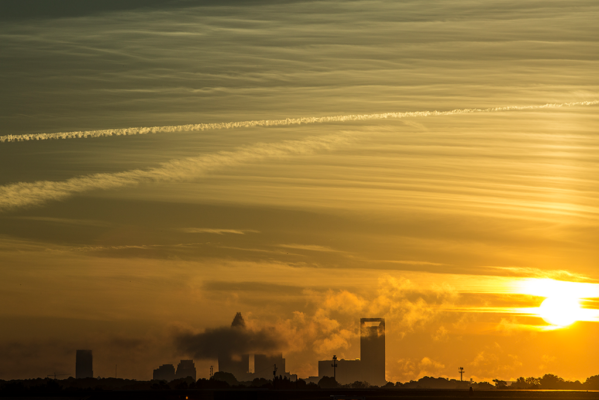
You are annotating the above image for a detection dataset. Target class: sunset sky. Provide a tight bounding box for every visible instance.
[1,0,599,383]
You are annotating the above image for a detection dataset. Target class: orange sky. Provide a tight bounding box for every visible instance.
[0,0,598,383]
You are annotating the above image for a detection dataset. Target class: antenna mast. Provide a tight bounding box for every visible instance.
[331,355,338,382]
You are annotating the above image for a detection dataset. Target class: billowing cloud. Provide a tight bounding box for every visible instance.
[369,276,458,332]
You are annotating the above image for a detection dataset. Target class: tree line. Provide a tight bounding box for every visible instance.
[494,374,599,390]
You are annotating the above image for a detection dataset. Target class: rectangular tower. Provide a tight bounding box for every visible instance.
[360,318,385,386]
[76,350,93,379]
[176,359,197,380]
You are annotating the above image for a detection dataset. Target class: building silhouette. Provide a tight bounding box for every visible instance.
[318,318,386,386]
[318,358,362,384]
[153,364,176,381]
[360,318,385,386]
[218,312,250,378]
[217,313,296,382]
[218,354,250,379]
[75,350,93,379]
[231,312,246,328]
[176,360,197,380]
[254,354,285,379]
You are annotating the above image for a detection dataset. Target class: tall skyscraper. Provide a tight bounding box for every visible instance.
[218,312,250,379]
[76,350,93,379]
[360,318,385,386]
[176,360,197,380]
[317,318,386,386]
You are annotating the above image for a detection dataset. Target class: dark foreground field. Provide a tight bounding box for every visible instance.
[1,389,598,400]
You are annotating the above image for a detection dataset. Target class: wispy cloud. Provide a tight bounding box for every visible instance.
[1,101,596,143]
[375,260,447,266]
[490,266,593,282]
[179,228,259,235]
[277,244,343,253]
[0,134,353,211]
[6,216,111,227]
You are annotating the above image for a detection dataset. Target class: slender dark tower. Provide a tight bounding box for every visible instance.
[360,318,385,386]
[76,350,93,379]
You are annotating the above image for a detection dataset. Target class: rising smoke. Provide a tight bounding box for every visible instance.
[1,101,596,143]
[174,313,285,359]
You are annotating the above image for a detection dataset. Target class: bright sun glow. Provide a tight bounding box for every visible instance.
[516,278,599,327]
[538,296,583,327]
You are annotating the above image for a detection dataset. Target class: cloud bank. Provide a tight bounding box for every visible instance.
[1,101,596,143]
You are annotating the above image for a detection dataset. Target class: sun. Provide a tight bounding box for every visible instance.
[538,296,583,327]
[517,278,599,327]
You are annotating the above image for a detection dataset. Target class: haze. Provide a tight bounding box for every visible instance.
[0,0,598,384]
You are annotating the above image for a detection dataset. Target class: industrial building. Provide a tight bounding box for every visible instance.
[153,364,175,381]
[253,354,285,380]
[318,318,386,386]
[151,360,196,381]
[75,350,93,379]
[218,353,250,380]
[318,358,362,384]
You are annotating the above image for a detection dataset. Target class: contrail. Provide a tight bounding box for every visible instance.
[0,134,353,211]
[1,100,597,143]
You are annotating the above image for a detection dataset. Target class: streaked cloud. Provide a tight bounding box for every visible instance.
[491,266,594,282]
[374,259,447,266]
[180,228,259,235]
[2,101,595,143]
[7,216,112,227]
[1,0,599,383]
[0,134,353,211]
[277,243,343,253]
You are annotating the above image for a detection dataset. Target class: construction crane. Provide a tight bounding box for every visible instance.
[47,373,69,380]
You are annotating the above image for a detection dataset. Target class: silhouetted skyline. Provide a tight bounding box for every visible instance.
[1,0,599,384]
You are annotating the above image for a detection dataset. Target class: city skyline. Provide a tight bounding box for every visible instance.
[10,313,599,387]
[1,0,599,384]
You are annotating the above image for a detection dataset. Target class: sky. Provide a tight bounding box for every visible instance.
[1,0,599,384]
